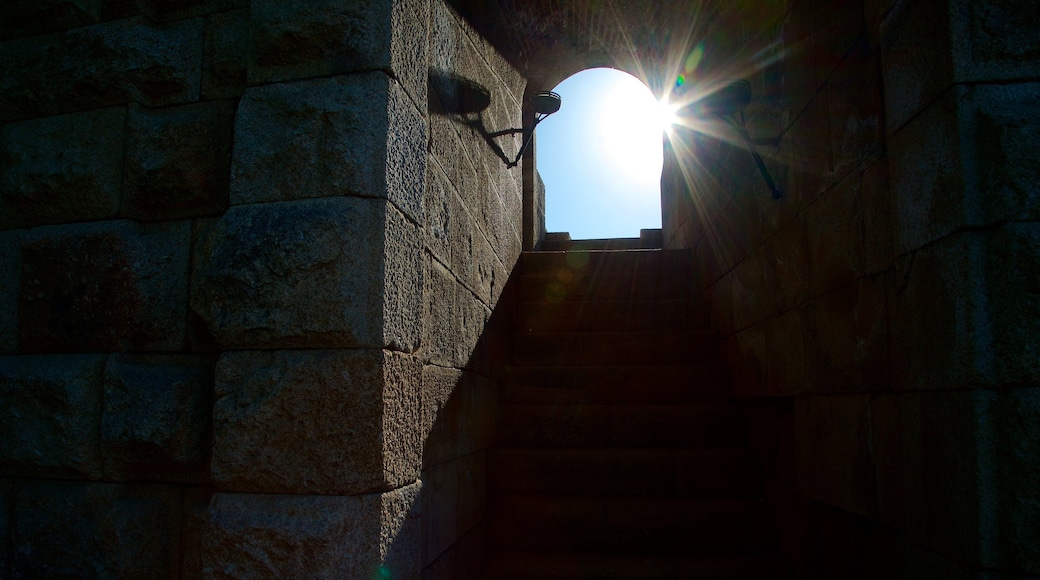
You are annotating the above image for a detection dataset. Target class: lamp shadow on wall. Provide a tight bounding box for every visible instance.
[428,69,518,167]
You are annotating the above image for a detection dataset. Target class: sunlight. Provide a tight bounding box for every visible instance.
[536,68,666,239]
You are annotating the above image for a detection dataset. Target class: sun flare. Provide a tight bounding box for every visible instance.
[596,76,676,181]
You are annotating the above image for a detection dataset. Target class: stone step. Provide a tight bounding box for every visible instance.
[497,404,748,448]
[539,230,664,252]
[482,551,790,579]
[489,495,775,555]
[512,331,719,367]
[488,448,762,498]
[518,271,692,302]
[514,299,705,332]
[502,365,732,404]
[520,249,691,277]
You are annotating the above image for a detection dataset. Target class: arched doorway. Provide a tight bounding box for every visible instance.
[535,68,674,240]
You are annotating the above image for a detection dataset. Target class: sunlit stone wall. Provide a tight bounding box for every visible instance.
[662,0,1040,576]
[0,0,523,576]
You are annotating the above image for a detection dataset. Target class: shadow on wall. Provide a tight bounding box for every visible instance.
[428,69,520,168]
[414,256,520,578]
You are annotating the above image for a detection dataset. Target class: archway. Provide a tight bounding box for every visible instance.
[535,68,673,240]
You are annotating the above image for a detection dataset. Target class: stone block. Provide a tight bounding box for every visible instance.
[230,73,426,223]
[0,478,8,572]
[794,394,877,519]
[729,323,767,398]
[811,275,888,392]
[122,101,234,221]
[826,49,883,184]
[187,483,421,579]
[0,17,203,122]
[192,197,420,350]
[770,215,809,313]
[987,223,1040,385]
[873,388,1040,574]
[212,349,421,495]
[456,451,487,535]
[730,246,772,331]
[202,8,248,99]
[0,0,102,41]
[888,87,967,254]
[765,305,813,396]
[249,0,430,104]
[421,364,464,467]
[888,232,989,391]
[0,354,105,479]
[382,198,424,352]
[101,354,214,482]
[860,158,895,275]
[424,155,453,264]
[20,220,190,352]
[455,285,491,374]
[423,258,458,368]
[60,17,203,110]
[1,107,125,229]
[0,230,25,352]
[880,0,956,133]
[962,82,1040,225]
[11,480,182,578]
[136,0,239,21]
[421,459,459,566]
[806,171,865,297]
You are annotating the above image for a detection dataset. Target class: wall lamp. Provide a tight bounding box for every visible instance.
[490,91,562,168]
[689,80,783,199]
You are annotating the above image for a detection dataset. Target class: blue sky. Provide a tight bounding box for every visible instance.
[534,68,669,240]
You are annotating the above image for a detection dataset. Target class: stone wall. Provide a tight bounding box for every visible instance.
[0,0,524,577]
[662,0,1040,576]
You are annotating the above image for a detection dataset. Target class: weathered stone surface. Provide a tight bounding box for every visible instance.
[423,257,458,367]
[962,82,1040,225]
[888,87,965,254]
[202,8,248,99]
[806,170,865,297]
[0,354,105,479]
[769,215,809,313]
[382,198,424,352]
[0,0,102,41]
[730,245,772,331]
[20,220,190,352]
[249,0,430,103]
[873,388,1040,574]
[424,160,453,264]
[0,479,7,572]
[888,232,989,391]
[794,394,877,519]
[421,458,459,566]
[192,197,417,350]
[137,0,239,21]
[765,305,812,396]
[231,73,426,224]
[187,482,421,579]
[951,0,1040,85]
[879,0,956,133]
[987,223,1040,386]
[11,480,182,578]
[212,349,421,494]
[1,107,125,229]
[102,354,215,482]
[0,17,203,122]
[123,100,234,221]
[422,367,495,468]
[0,230,25,352]
[811,275,888,392]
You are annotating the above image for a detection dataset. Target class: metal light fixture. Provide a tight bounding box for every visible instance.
[494,91,562,168]
[689,80,783,199]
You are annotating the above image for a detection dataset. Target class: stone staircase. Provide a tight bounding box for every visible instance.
[482,244,787,579]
